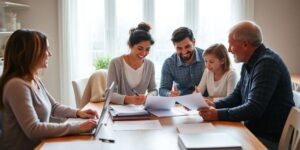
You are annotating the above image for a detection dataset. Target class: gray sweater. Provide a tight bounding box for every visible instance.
[1,78,81,150]
[107,56,158,104]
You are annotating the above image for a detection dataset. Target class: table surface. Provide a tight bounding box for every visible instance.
[35,102,267,150]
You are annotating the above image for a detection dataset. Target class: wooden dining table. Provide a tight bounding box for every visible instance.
[35,102,267,150]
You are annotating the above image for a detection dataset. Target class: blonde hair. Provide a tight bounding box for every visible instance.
[203,43,231,72]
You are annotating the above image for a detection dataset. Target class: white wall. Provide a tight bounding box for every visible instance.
[18,0,61,102]
[255,0,300,74]
[16,0,300,104]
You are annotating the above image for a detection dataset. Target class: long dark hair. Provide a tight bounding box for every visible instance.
[0,29,48,109]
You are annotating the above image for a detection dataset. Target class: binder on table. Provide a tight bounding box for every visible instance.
[178,133,242,150]
[108,105,153,121]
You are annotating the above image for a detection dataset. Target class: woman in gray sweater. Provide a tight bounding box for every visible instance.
[0,29,98,150]
[107,22,158,105]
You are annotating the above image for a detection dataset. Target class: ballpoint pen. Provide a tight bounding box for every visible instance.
[131,89,139,96]
[99,138,115,143]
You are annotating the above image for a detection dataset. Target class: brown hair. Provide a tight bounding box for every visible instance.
[171,27,194,45]
[203,43,231,72]
[0,29,48,109]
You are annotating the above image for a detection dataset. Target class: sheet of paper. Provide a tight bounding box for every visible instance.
[174,93,208,110]
[41,141,103,150]
[109,104,148,116]
[177,123,217,134]
[113,120,162,131]
[145,96,176,110]
[148,107,187,117]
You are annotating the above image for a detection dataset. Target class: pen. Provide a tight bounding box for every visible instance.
[131,89,139,96]
[99,138,115,143]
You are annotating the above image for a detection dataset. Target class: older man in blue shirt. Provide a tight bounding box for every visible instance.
[199,21,295,149]
[159,27,205,97]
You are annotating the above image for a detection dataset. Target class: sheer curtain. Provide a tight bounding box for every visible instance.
[59,0,254,106]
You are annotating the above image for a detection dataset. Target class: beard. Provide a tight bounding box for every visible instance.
[179,50,194,62]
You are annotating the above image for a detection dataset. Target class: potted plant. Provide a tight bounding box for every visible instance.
[93,56,111,70]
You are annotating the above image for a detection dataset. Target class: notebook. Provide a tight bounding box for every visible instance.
[108,105,152,121]
[67,81,115,136]
[178,133,242,150]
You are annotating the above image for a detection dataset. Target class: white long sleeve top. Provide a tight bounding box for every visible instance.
[196,68,238,101]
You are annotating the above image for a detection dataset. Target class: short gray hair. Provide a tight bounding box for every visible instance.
[230,21,263,47]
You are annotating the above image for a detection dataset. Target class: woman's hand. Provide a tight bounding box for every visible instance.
[76,109,99,119]
[79,119,97,132]
[203,97,215,107]
[124,95,146,105]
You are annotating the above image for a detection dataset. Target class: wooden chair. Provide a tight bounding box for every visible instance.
[278,107,300,150]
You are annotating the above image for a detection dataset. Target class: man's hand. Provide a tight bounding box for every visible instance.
[198,106,218,121]
[169,85,180,97]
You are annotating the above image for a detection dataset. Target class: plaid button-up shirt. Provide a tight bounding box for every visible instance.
[159,47,205,96]
[215,44,294,142]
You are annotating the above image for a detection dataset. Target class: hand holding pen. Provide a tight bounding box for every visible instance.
[123,89,146,105]
[169,85,180,97]
[131,89,140,96]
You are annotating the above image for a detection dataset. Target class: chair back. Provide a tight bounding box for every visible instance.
[278,107,300,150]
[82,69,108,104]
[293,91,300,108]
[72,78,89,108]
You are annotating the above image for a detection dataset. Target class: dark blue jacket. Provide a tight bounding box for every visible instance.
[215,44,294,142]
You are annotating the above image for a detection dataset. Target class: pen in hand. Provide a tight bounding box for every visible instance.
[131,89,139,96]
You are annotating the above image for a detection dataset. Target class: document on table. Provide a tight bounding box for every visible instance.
[145,96,175,110]
[177,123,217,134]
[148,107,186,117]
[42,141,103,150]
[145,96,185,117]
[113,120,162,131]
[109,104,149,116]
[174,93,208,110]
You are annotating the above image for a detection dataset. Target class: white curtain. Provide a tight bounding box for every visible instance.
[58,0,254,106]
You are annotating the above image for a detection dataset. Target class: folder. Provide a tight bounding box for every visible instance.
[178,133,242,150]
[108,105,152,121]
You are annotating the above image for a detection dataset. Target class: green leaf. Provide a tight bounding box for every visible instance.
[93,56,111,69]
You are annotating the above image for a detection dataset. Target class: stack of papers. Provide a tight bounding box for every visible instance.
[109,105,151,121]
[146,93,208,111]
[109,105,149,116]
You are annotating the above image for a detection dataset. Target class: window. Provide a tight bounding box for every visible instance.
[60,0,253,106]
